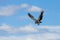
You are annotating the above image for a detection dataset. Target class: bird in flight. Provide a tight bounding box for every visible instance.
[28,11,44,25]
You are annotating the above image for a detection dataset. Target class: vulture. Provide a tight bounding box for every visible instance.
[28,11,44,25]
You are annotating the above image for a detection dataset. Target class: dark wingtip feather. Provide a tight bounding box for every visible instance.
[41,11,44,14]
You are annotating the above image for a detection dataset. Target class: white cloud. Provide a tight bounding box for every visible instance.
[28,6,43,12]
[0,23,16,33]
[0,4,43,16]
[0,24,60,40]
[0,33,60,40]
[18,25,39,33]
[0,23,60,34]
[0,5,20,16]
[0,23,39,33]
[20,4,30,9]
[0,23,60,33]
[20,4,43,12]
[38,26,60,33]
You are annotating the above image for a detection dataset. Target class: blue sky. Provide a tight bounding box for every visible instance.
[0,0,60,40]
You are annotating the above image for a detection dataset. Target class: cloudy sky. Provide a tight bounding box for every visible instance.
[0,0,60,40]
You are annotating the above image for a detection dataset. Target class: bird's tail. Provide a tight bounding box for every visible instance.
[37,22,42,25]
[40,21,42,23]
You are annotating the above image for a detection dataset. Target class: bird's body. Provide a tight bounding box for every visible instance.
[28,11,44,25]
[35,20,40,25]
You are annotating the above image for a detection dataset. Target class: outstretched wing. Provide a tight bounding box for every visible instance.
[38,11,44,21]
[28,13,36,21]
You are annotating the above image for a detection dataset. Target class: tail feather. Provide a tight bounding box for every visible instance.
[40,22,42,23]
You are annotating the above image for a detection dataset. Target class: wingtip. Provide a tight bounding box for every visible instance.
[41,11,44,13]
[28,13,30,15]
